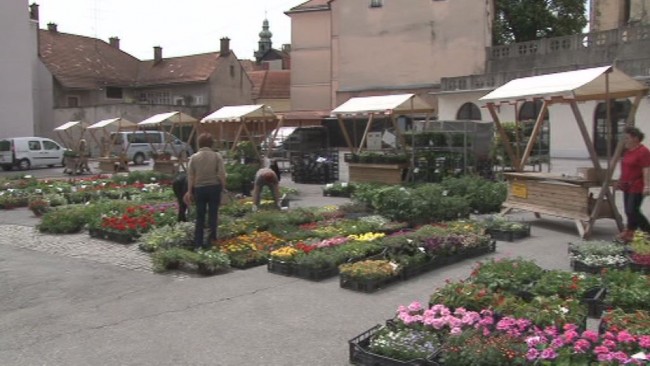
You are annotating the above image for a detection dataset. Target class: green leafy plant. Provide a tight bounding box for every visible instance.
[531,270,602,299]
[339,259,399,281]
[470,258,545,292]
[139,222,194,252]
[429,281,496,311]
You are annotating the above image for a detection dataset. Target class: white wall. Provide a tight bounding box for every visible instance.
[0,0,36,138]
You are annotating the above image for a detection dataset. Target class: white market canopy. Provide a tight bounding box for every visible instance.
[479,66,649,104]
[201,104,277,123]
[87,117,137,130]
[331,93,434,116]
[138,111,197,126]
[54,121,84,131]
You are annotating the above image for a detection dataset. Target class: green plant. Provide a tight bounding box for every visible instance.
[28,196,50,216]
[493,295,587,328]
[139,222,194,252]
[470,258,545,292]
[601,269,650,311]
[442,328,527,366]
[152,247,195,272]
[483,216,528,232]
[601,309,650,335]
[294,250,337,270]
[531,270,602,299]
[339,259,399,281]
[37,205,89,233]
[44,193,67,207]
[195,249,231,275]
[429,281,497,311]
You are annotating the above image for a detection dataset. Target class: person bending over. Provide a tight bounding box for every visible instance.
[252,158,281,211]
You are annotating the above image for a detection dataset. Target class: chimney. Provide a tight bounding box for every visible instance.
[29,3,39,21]
[282,44,291,53]
[47,22,57,32]
[109,37,120,49]
[220,37,230,56]
[153,46,162,64]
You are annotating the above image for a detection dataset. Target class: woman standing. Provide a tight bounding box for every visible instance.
[184,133,227,250]
[616,127,650,243]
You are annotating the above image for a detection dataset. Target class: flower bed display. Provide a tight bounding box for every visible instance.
[483,217,530,242]
[218,231,283,269]
[629,231,650,274]
[349,324,441,366]
[339,260,400,293]
[152,248,230,276]
[569,241,629,274]
[89,227,135,244]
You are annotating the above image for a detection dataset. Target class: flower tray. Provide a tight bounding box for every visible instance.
[462,240,497,259]
[570,260,627,274]
[196,264,229,276]
[294,264,339,281]
[486,226,530,242]
[580,287,607,318]
[267,259,295,276]
[323,191,351,198]
[348,324,440,366]
[399,258,444,281]
[340,274,400,294]
[230,258,268,270]
[88,228,135,245]
[628,261,650,275]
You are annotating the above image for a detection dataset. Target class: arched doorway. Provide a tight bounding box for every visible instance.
[456,102,481,120]
[593,99,631,157]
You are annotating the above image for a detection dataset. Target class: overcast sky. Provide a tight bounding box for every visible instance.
[33,0,307,60]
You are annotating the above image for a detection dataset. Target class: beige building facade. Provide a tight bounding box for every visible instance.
[287,0,493,112]
[591,0,650,31]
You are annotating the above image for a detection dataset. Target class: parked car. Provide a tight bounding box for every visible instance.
[110,131,193,165]
[261,126,329,158]
[0,137,66,171]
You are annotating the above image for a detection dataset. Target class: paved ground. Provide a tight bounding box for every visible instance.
[0,158,633,366]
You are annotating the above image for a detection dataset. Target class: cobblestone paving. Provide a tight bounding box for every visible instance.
[0,224,155,274]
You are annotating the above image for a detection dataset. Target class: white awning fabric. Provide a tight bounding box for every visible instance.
[54,121,83,131]
[138,111,198,126]
[479,66,648,104]
[87,118,137,130]
[331,93,435,116]
[201,105,276,123]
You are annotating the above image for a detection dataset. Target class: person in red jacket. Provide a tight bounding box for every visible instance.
[616,126,650,243]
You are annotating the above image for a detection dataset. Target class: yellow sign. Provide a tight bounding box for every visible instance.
[511,182,528,199]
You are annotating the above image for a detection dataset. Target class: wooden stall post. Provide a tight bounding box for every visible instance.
[518,100,549,171]
[337,115,355,154]
[357,113,375,154]
[487,103,521,171]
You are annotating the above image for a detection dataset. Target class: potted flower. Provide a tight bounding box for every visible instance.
[470,257,545,292]
[429,281,497,311]
[483,216,531,242]
[629,231,650,273]
[195,249,230,276]
[441,328,528,366]
[349,324,441,365]
[569,241,629,274]
[600,308,650,335]
[339,259,400,293]
[28,196,50,217]
[601,269,650,312]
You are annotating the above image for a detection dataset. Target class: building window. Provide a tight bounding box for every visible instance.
[518,100,550,157]
[230,65,236,78]
[370,0,382,8]
[106,87,123,99]
[139,90,172,105]
[593,99,631,157]
[67,96,80,107]
[456,102,482,120]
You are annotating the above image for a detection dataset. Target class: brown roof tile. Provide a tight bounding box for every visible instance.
[39,30,139,89]
[248,70,290,100]
[137,52,221,86]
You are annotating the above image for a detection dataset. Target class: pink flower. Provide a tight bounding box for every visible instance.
[602,339,617,349]
[594,345,611,354]
[612,351,630,363]
[397,305,408,314]
[453,307,467,316]
[526,348,540,361]
[526,336,542,348]
[450,327,462,335]
[617,331,635,343]
[407,301,422,312]
[574,339,591,353]
[597,352,613,362]
[429,318,445,330]
[551,337,565,348]
[540,348,557,360]
[563,323,578,331]
[638,335,650,348]
[582,330,599,343]
[400,314,414,325]
[482,327,491,336]
[563,329,579,343]
[544,326,559,337]
[604,331,616,340]
[516,318,532,330]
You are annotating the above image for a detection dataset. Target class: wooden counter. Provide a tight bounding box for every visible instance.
[348,163,408,184]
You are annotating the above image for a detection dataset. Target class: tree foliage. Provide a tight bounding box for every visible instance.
[493,0,588,45]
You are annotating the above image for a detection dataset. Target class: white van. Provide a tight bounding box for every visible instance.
[0,137,66,171]
[111,131,194,165]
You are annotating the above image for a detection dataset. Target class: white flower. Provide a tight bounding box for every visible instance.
[23,175,32,179]
[559,306,569,314]
[34,189,42,194]
[150,177,157,182]
[325,183,333,189]
[341,182,348,187]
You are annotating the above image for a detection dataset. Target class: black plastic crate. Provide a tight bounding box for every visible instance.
[628,261,650,274]
[88,227,135,245]
[462,240,497,259]
[486,225,530,242]
[294,264,339,281]
[570,260,627,275]
[580,287,607,318]
[230,258,268,270]
[340,274,399,293]
[349,324,440,366]
[399,259,442,281]
[267,259,294,276]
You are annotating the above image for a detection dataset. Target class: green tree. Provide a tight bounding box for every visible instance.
[493,0,587,45]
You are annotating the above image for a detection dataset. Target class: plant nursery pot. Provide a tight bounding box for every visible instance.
[339,274,399,293]
[267,259,295,277]
[294,264,339,281]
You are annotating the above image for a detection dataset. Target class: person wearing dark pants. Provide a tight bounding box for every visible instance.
[184,133,227,250]
[616,126,650,243]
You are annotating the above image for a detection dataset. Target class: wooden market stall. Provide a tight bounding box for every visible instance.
[54,121,89,174]
[87,117,138,173]
[331,94,435,184]
[479,66,649,238]
[201,104,281,161]
[138,111,198,174]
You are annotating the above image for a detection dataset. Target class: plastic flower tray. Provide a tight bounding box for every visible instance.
[486,225,531,242]
[399,259,443,281]
[570,260,627,275]
[348,324,441,366]
[627,260,650,275]
[88,227,135,245]
[462,240,497,259]
[294,264,339,281]
[230,258,268,270]
[267,259,295,276]
[340,274,400,293]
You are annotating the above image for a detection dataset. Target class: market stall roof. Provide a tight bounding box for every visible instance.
[138,111,198,126]
[201,104,276,123]
[479,66,649,104]
[87,117,137,129]
[54,121,84,131]
[331,93,434,116]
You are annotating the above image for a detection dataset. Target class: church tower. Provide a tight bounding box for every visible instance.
[255,18,273,62]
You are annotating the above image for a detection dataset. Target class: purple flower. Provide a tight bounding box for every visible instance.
[526,348,540,361]
[540,348,557,360]
[544,326,559,337]
[526,336,542,348]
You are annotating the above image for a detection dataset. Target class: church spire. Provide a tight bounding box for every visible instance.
[255,18,273,62]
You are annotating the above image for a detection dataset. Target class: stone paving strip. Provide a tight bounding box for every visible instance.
[0,224,171,276]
